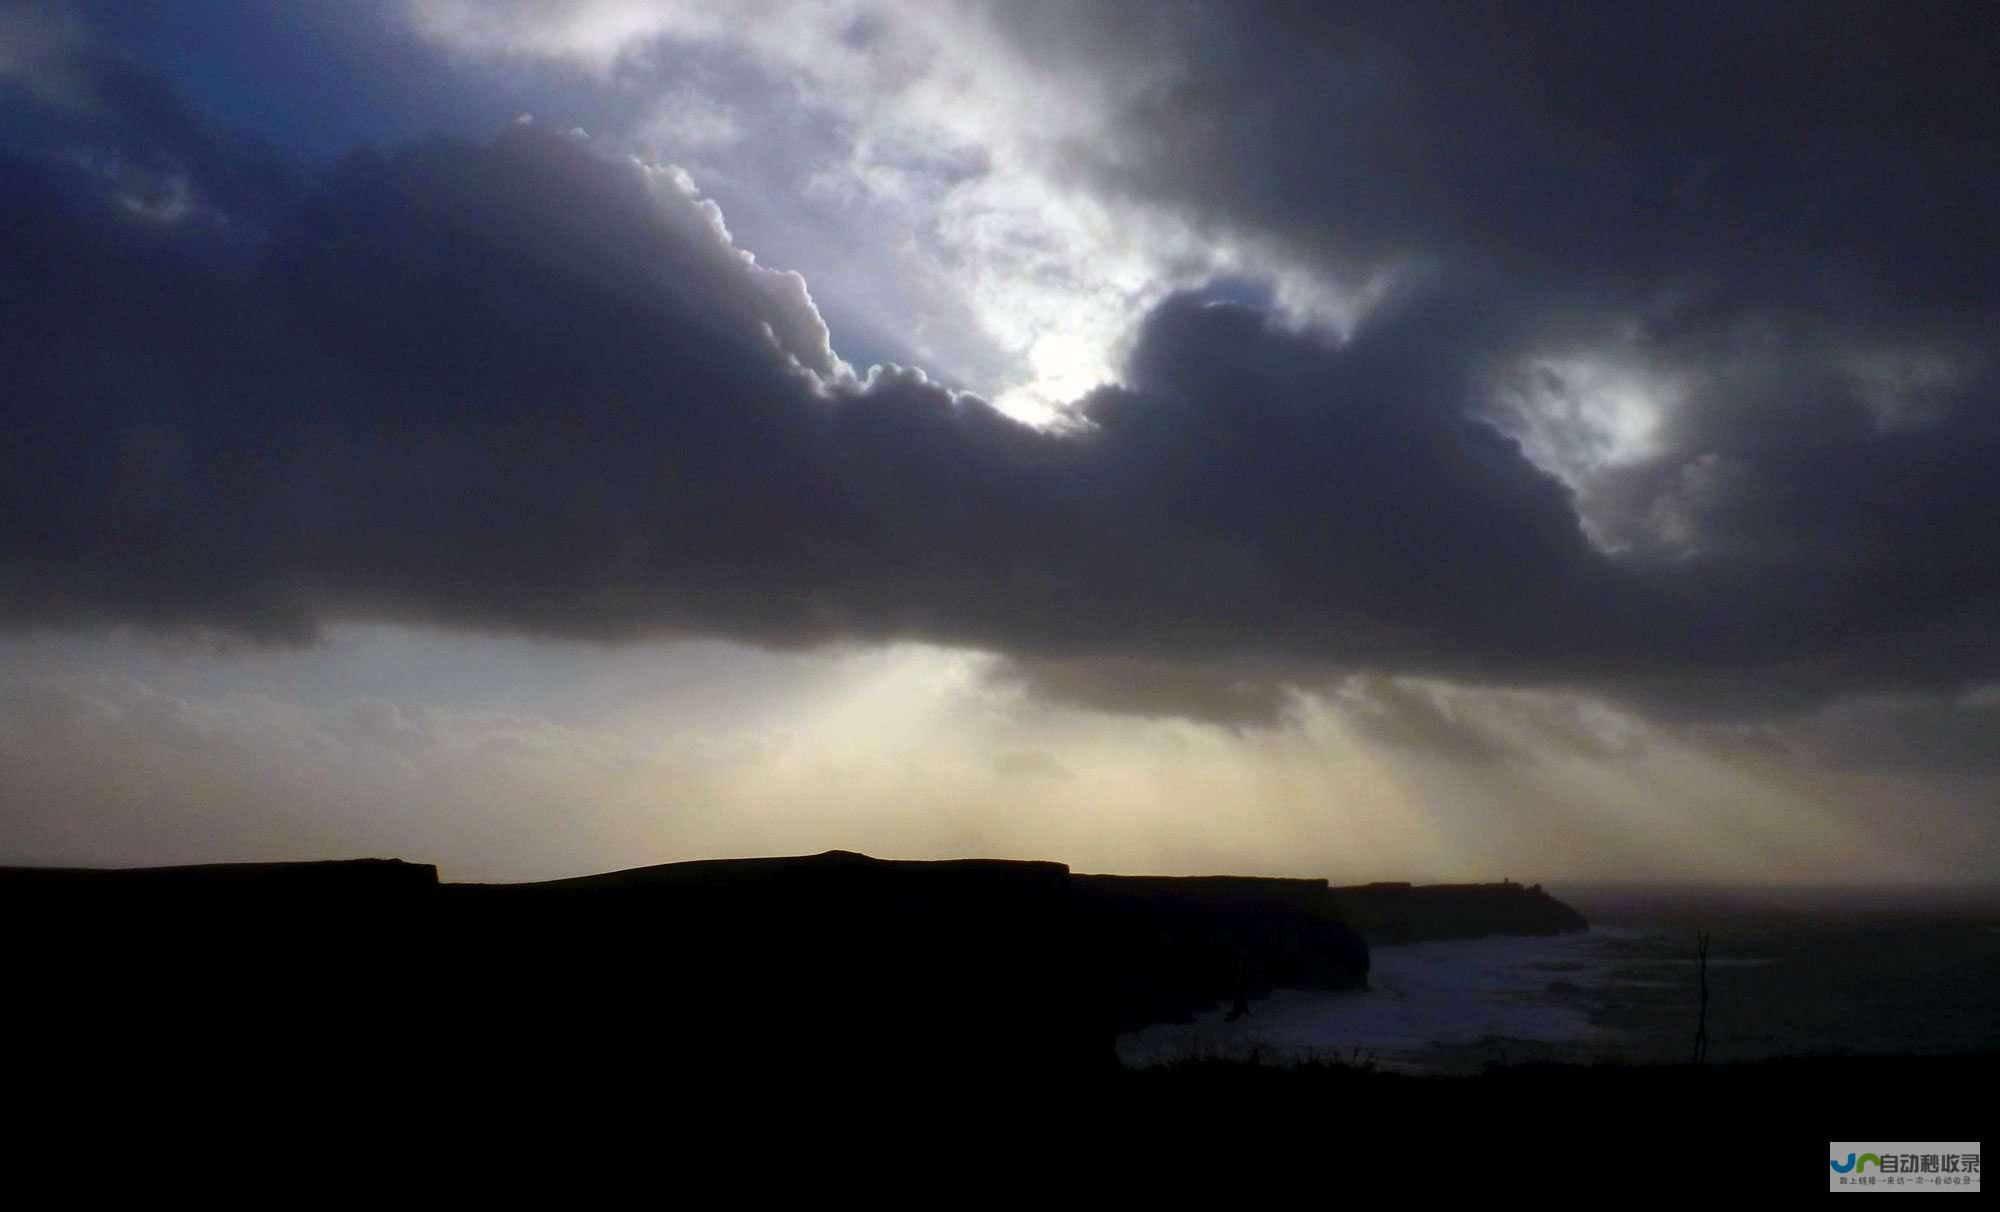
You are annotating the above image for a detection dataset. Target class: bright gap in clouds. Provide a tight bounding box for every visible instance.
[1495,358,1671,481]
[407,0,1272,425]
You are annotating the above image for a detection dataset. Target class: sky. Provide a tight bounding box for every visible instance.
[2,1,1997,885]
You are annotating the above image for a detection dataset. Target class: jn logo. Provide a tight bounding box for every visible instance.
[1831,1154,1883,1174]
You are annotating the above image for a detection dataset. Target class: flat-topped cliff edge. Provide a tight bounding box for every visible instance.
[4,852,1586,1088]
[1327,879,1590,944]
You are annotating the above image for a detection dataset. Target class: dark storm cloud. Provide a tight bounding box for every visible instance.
[3,10,1999,724]
[0,85,1662,677]
[996,1,1998,328]
[1587,353,2000,695]
[974,0,2000,712]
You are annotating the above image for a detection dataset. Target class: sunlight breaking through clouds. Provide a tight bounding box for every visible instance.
[3,1,1998,888]
[403,0,1316,420]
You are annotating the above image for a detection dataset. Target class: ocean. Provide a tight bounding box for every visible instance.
[1116,889,2000,1073]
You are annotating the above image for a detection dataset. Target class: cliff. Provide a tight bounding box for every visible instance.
[1071,873,1369,1031]
[3,851,1369,1089]
[4,855,1583,1093]
[437,849,1099,1082]
[1326,879,1589,944]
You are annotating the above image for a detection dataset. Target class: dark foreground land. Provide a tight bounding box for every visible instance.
[1127,1051,1991,1188]
[5,852,1975,1184]
[6,850,1593,1083]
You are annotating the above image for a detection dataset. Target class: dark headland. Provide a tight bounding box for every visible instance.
[12,851,1991,1185]
[5,851,1586,1084]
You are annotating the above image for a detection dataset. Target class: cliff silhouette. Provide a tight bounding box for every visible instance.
[1326,879,1589,944]
[3,851,1585,1094]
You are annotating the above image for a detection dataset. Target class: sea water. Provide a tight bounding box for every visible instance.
[1116,894,2000,1073]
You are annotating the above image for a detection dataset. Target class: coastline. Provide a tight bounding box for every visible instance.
[1122,907,2000,1074]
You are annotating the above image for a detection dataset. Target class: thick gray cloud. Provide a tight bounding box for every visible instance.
[0,124,1675,677]
[994,2,1998,325]
[3,13,1998,732]
[975,0,2000,714]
